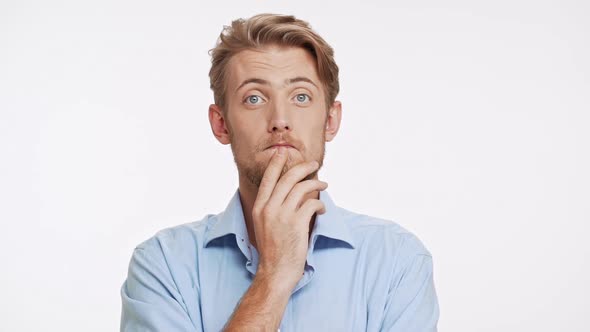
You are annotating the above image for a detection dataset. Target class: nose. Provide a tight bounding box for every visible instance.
[267,101,291,133]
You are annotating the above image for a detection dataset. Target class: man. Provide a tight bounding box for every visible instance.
[121,13,439,331]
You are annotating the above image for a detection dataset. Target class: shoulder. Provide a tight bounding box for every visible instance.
[340,207,432,260]
[133,214,216,261]
[337,207,436,297]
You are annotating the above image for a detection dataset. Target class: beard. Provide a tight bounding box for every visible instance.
[229,129,326,188]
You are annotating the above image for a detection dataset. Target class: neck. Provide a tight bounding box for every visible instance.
[238,174,320,249]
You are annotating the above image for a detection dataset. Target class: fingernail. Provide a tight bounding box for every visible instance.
[277,146,285,155]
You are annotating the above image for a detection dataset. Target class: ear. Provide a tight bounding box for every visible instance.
[324,100,342,142]
[208,104,231,145]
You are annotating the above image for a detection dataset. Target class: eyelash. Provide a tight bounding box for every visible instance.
[294,93,311,104]
[242,93,312,105]
[244,95,265,105]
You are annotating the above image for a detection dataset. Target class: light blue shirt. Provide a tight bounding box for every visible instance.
[121,190,439,331]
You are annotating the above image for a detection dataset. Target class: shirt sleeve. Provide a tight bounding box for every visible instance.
[380,253,440,332]
[120,241,201,332]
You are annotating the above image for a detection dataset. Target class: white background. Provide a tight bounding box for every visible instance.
[1,0,589,331]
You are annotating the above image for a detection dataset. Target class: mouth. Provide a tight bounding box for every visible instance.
[265,143,296,150]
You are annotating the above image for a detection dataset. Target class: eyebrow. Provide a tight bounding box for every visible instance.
[287,76,319,89]
[235,76,319,92]
[235,78,269,92]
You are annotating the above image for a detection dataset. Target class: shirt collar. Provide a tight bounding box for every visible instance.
[311,190,356,249]
[203,189,356,249]
[203,190,249,247]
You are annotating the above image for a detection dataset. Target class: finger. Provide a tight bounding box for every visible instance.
[254,147,288,209]
[267,160,320,208]
[283,180,328,211]
[297,199,326,222]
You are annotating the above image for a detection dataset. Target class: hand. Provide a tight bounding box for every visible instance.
[252,147,328,290]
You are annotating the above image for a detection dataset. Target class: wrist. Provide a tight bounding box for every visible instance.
[255,268,299,294]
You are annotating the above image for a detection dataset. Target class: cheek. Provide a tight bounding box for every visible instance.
[300,116,326,141]
[234,109,265,129]
[227,115,259,143]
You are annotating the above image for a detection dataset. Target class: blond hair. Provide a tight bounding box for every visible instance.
[208,13,340,111]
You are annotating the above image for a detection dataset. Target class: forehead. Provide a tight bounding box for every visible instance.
[226,46,321,90]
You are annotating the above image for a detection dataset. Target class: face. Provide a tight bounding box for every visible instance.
[209,46,341,188]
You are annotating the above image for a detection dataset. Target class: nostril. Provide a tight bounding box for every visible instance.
[272,125,290,131]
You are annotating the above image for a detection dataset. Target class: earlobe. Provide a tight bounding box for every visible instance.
[208,104,231,145]
[325,101,342,142]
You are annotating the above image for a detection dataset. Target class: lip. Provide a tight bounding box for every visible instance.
[266,143,295,150]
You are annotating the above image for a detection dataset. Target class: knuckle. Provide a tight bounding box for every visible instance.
[313,180,327,189]
[315,200,325,210]
[287,168,304,180]
[303,199,319,209]
[252,206,262,217]
[290,180,321,198]
[292,181,307,193]
[292,163,311,175]
[308,181,325,192]
[261,207,273,218]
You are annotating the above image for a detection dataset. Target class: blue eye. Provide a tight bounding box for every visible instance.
[245,95,263,104]
[295,94,310,103]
